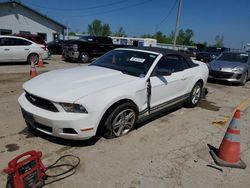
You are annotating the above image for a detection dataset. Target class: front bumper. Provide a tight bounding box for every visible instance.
[18,93,98,140]
[41,51,49,60]
[209,70,245,83]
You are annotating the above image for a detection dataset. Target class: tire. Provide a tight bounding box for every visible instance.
[103,103,137,139]
[240,72,248,86]
[79,52,90,63]
[186,82,202,108]
[27,54,39,64]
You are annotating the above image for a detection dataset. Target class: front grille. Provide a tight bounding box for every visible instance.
[25,92,59,112]
[209,70,234,79]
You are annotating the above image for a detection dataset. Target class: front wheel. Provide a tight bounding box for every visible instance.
[186,82,202,107]
[240,72,248,86]
[79,52,90,63]
[104,103,137,139]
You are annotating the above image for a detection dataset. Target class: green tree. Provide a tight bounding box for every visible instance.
[68,32,76,36]
[214,35,224,47]
[88,19,111,36]
[140,34,154,38]
[170,28,194,45]
[102,24,111,37]
[154,31,172,43]
[113,27,127,37]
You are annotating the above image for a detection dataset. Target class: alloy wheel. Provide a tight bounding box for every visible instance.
[111,109,136,137]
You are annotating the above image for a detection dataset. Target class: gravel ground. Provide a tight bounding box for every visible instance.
[0,56,250,188]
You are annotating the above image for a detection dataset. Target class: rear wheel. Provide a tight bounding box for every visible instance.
[79,52,90,63]
[240,72,248,86]
[104,103,137,139]
[27,54,39,64]
[186,82,202,107]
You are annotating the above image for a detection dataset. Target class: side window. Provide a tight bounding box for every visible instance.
[152,55,190,76]
[179,56,190,70]
[9,38,31,46]
[0,38,9,46]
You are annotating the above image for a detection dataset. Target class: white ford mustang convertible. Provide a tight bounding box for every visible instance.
[19,47,208,140]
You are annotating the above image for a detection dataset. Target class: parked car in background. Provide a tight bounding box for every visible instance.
[19,47,208,140]
[62,36,127,63]
[13,34,47,49]
[0,35,48,63]
[185,48,199,58]
[209,51,250,85]
[196,46,230,63]
[47,40,66,54]
[13,34,49,58]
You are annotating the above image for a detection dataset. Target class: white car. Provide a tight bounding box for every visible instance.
[0,35,48,63]
[18,47,208,140]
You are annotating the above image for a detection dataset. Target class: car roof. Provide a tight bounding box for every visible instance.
[117,46,198,67]
[0,35,36,44]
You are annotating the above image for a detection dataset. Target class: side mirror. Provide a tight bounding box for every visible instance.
[157,68,172,76]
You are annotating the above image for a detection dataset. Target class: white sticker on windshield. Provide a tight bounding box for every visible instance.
[240,54,248,57]
[129,57,145,63]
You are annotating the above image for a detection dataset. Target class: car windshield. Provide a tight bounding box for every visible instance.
[217,53,249,63]
[91,49,158,77]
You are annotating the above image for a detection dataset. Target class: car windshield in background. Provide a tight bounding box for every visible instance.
[218,53,249,63]
[91,49,158,77]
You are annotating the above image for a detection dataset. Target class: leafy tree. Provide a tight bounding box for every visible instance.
[170,28,194,45]
[102,24,111,37]
[214,35,224,47]
[154,31,172,43]
[140,34,154,38]
[88,19,111,36]
[113,27,127,37]
[68,32,76,36]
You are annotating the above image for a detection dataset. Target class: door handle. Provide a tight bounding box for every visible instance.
[24,49,29,51]
[4,49,10,51]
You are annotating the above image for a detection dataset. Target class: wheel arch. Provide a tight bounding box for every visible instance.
[27,52,39,62]
[96,98,139,135]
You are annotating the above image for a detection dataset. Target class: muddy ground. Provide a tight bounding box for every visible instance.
[0,56,250,188]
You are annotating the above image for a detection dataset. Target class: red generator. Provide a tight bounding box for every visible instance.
[4,150,47,188]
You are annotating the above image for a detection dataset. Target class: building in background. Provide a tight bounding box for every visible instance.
[111,37,157,47]
[0,0,66,42]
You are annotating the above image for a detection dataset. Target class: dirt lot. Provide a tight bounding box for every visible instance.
[0,56,250,188]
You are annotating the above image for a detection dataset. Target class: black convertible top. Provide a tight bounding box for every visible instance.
[122,46,198,68]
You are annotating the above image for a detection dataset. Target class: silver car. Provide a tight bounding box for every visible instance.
[209,52,250,85]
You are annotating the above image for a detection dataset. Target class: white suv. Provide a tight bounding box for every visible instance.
[0,35,48,64]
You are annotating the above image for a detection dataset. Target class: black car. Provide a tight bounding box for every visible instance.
[196,47,230,63]
[47,40,67,54]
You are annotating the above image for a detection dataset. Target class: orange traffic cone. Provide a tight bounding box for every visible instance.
[210,109,246,169]
[37,53,45,67]
[30,57,37,79]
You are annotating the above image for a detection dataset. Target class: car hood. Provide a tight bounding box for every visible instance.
[209,60,246,70]
[23,66,139,103]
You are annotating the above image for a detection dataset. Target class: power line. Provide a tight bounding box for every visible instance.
[21,0,128,11]
[155,0,178,31]
[52,0,152,18]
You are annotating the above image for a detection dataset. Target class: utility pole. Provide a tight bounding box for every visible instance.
[173,0,182,49]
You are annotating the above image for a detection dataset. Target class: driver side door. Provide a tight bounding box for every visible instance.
[149,55,190,112]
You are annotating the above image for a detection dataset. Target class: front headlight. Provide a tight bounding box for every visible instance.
[232,67,244,72]
[60,103,88,113]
